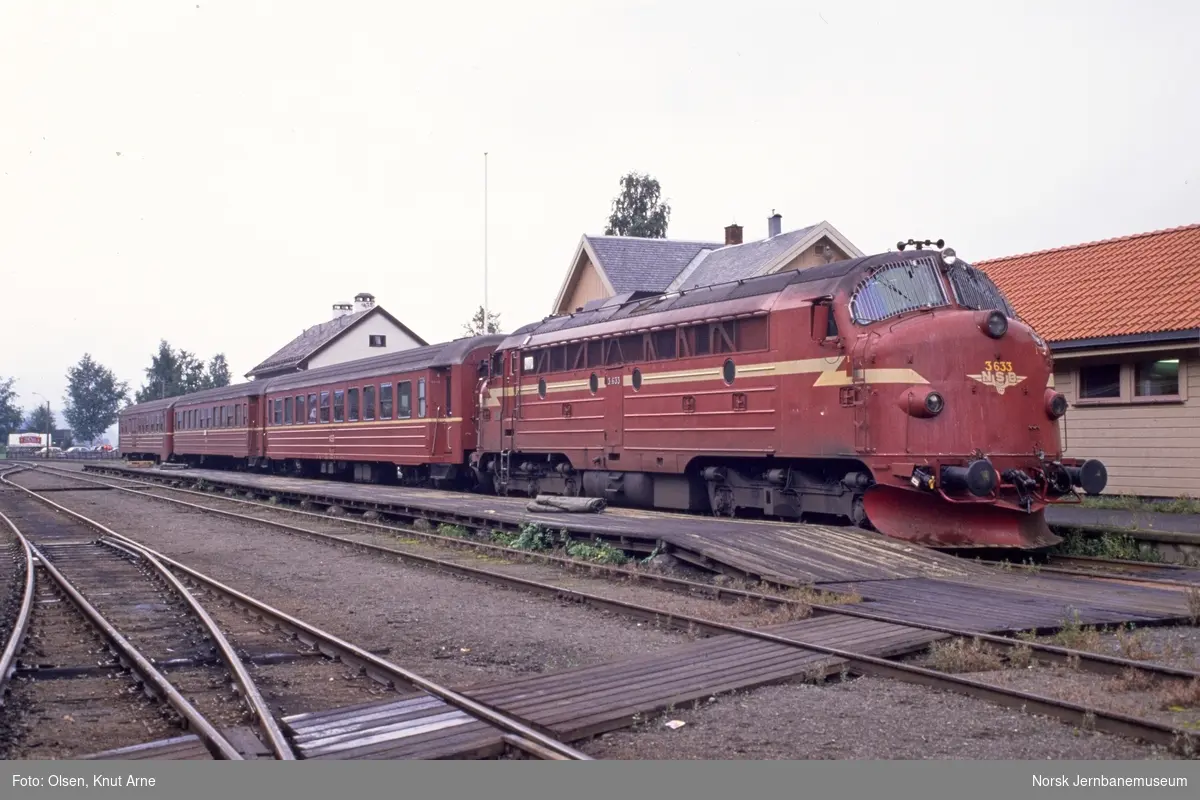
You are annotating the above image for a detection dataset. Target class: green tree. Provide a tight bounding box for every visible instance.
[604,172,671,238]
[135,340,182,402]
[206,354,231,388]
[23,404,56,435]
[134,341,230,402]
[0,377,22,441]
[63,354,129,444]
[461,306,502,337]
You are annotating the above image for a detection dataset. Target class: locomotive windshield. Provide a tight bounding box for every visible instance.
[946,262,1019,319]
[849,256,948,325]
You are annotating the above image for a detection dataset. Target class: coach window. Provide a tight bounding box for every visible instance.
[395,381,410,418]
[308,394,318,423]
[274,398,284,425]
[334,390,345,423]
[444,375,451,416]
[348,388,360,422]
[320,392,330,423]
[380,383,394,419]
[363,385,376,421]
[417,379,427,418]
[284,396,293,425]
[234,405,241,427]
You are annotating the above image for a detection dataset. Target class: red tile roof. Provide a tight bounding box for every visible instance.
[976,223,1200,343]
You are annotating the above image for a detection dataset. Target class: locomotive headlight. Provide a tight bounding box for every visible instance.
[1045,390,1068,419]
[941,247,958,266]
[924,391,945,416]
[983,310,1008,339]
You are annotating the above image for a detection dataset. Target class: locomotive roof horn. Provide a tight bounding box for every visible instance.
[896,238,945,251]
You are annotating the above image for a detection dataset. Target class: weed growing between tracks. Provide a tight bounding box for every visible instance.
[1081,494,1200,515]
[1051,529,1163,562]
[433,522,632,566]
[925,638,1006,673]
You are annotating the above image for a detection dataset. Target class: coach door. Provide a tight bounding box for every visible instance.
[604,367,623,458]
[248,397,262,460]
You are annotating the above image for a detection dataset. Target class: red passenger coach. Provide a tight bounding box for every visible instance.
[117,398,175,462]
[259,336,505,485]
[172,383,267,468]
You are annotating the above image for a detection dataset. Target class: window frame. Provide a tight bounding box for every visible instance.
[363,385,376,421]
[284,396,293,425]
[348,387,360,422]
[1072,356,1189,407]
[398,381,412,419]
[319,391,331,423]
[418,378,426,418]
[380,383,394,420]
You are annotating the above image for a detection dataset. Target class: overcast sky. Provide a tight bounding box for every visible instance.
[2,1,1197,437]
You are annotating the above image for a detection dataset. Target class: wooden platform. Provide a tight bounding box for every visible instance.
[823,573,1196,633]
[83,735,213,760]
[280,614,944,759]
[86,465,982,585]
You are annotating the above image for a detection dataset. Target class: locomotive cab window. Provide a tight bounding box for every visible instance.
[946,263,1018,318]
[850,257,948,324]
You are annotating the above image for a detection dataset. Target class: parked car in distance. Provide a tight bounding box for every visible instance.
[36,446,64,457]
[65,446,91,454]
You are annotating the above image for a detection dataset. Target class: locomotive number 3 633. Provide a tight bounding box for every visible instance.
[985,361,1014,373]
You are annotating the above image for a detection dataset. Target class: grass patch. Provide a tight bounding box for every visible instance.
[1050,609,1102,652]
[1051,529,1162,562]
[436,523,472,539]
[927,637,1005,673]
[1159,679,1200,711]
[1081,494,1200,515]
[489,523,629,566]
[1106,666,1158,693]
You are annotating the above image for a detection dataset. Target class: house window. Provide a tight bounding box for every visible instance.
[369,335,386,347]
[334,390,345,423]
[348,388,360,422]
[284,397,293,425]
[308,394,318,423]
[398,381,412,419]
[417,378,426,418]
[1079,364,1121,400]
[320,391,330,423]
[363,385,376,421]
[1135,359,1180,397]
[380,383,393,420]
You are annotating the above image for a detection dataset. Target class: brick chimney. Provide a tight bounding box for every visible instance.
[724,223,743,246]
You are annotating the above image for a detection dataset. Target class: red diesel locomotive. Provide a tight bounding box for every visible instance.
[117,244,1105,549]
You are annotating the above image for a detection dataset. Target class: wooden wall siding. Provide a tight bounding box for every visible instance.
[777,238,851,273]
[1056,352,1200,497]
[561,259,610,314]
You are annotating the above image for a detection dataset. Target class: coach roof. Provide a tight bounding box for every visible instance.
[261,334,507,393]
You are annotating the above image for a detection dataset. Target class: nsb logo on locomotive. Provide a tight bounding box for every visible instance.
[967,362,1027,395]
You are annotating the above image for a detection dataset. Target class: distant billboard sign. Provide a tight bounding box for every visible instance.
[7,433,49,448]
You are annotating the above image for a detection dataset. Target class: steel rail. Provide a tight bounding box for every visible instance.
[2,469,592,761]
[15,465,1200,753]
[96,537,296,760]
[0,508,243,759]
[31,464,1200,685]
[0,502,37,704]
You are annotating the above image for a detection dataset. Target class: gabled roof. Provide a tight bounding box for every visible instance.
[552,235,722,312]
[246,305,428,378]
[671,220,865,291]
[976,223,1200,343]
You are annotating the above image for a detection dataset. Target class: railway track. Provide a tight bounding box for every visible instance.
[0,466,590,761]
[11,462,1200,757]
